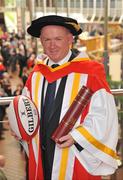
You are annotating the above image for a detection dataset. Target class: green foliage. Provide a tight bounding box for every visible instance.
[107,75,122,89]
[118,111,123,122]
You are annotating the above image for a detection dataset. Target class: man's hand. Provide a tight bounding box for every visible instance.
[57,134,75,148]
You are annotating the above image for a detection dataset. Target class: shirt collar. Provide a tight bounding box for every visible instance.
[48,50,72,66]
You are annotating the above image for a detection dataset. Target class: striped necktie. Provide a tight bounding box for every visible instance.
[43,64,59,123]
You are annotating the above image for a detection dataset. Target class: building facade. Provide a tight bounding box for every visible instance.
[0,0,123,32]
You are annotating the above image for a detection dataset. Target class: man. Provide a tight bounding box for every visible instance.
[22,15,118,180]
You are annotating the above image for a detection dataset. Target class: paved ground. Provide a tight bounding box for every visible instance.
[0,121,26,180]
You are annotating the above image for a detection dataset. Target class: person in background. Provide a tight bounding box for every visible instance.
[1,72,12,96]
[0,54,6,75]
[21,67,29,86]
[0,76,8,140]
[0,155,7,180]
[0,41,10,70]
[27,52,36,71]
[12,15,118,180]
[0,155,5,168]
[0,91,6,140]
[13,83,23,96]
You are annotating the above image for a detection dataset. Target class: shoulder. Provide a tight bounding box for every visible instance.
[77,59,106,78]
[89,60,105,76]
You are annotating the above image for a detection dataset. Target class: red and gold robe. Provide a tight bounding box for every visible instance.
[22,52,118,180]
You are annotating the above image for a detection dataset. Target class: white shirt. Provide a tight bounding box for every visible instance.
[44,50,72,100]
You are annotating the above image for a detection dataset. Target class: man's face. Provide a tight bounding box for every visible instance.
[40,25,73,62]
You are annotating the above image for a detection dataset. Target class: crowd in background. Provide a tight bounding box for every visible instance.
[0,30,38,139]
[0,29,38,179]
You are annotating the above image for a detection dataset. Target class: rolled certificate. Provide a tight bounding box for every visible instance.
[51,86,93,144]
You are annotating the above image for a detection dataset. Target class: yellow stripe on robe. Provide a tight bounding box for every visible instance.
[34,72,42,107]
[59,73,81,180]
[77,126,119,159]
[33,72,42,150]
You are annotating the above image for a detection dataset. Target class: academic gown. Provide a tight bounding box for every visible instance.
[22,51,118,180]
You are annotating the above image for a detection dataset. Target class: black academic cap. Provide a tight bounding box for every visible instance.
[27,15,82,37]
